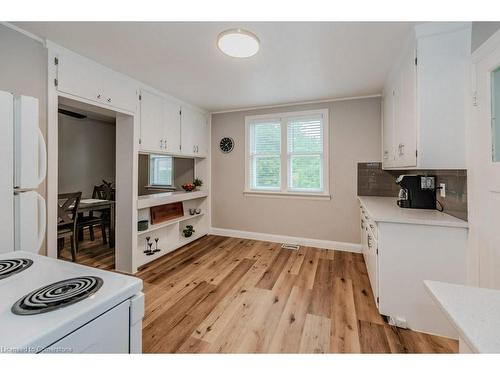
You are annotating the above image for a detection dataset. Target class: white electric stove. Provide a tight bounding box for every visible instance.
[0,251,144,353]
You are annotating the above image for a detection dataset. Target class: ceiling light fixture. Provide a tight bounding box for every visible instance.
[217,29,260,58]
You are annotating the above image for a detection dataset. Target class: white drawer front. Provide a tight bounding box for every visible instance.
[41,300,130,354]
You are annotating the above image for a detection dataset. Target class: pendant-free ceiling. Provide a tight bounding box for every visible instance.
[217,29,260,58]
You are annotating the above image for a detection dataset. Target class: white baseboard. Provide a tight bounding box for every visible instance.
[209,227,361,253]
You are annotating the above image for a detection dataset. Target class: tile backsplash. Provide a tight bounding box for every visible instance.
[357,162,468,221]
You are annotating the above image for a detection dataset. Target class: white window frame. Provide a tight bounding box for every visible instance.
[244,109,330,199]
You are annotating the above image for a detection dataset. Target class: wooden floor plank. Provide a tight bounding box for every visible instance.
[358,320,392,353]
[331,277,361,353]
[256,248,292,290]
[308,258,335,317]
[268,286,312,353]
[299,314,331,353]
[72,235,458,354]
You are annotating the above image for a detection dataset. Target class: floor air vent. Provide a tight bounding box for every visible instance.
[281,243,300,251]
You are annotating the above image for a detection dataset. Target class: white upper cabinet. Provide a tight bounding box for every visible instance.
[139,90,181,154]
[55,47,137,113]
[382,23,471,170]
[140,90,166,153]
[382,86,396,167]
[163,99,181,153]
[181,106,208,157]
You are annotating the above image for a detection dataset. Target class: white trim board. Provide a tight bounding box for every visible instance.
[209,227,361,253]
[210,94,381,115]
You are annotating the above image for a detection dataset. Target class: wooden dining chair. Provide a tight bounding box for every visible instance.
[86,184,113,244]
[57,192,81,262]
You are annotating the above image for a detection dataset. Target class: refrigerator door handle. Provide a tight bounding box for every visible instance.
[36,192,46,252]
[37,128,47,186]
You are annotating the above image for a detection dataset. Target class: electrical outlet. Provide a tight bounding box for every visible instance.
[440,183,446,197]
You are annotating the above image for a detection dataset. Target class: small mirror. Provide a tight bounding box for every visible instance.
[492,66,500,162]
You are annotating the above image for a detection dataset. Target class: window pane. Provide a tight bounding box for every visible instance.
[289,155,322,190]
[288,116,323,153]
[149,155,173,186]
[253,156,280,189]
[252,122,281,154]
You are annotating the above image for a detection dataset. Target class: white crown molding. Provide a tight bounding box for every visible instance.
[1,22,45,45]
[209,227,361,253]
[210,94,382,115]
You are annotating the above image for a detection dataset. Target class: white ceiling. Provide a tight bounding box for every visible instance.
[14,22,415,112]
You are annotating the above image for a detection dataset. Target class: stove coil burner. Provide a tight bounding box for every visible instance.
[11,276,103,315]
[0,258,33,280]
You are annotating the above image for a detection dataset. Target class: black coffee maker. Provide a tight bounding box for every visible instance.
[395,175,437,209]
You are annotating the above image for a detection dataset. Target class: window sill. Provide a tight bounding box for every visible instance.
[243,190,331,200]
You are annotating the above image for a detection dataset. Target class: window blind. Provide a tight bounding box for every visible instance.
[149,155,173,186]
[287,115,323,191]
[249,120,281,190]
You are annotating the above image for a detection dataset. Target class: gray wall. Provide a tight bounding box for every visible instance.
[58,113,116,198]
[0,24,47,254]
[211,97,381,245]
[472,22,500,52]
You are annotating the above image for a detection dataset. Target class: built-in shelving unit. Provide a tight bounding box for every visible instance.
[136,190,209,268]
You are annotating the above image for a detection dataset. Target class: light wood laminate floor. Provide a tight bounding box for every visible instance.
[133,235,458,353]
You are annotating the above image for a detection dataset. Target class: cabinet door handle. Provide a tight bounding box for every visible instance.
[107,98,112,103]
[97,94,102,99]
[398,143,405,156]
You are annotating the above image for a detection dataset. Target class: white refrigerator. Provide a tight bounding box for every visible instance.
[0,90,47,254]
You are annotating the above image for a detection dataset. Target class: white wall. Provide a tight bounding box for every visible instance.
[211,97,381,246]
[58,113,116,198]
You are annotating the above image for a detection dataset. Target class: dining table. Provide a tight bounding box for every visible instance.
[68,198,115,248]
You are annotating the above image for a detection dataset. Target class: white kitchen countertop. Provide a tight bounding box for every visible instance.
[424,280,500,353]
[358,196,468,228]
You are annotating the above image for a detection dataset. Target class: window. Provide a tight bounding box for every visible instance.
[149,154,173,186]
[245,109,329,197]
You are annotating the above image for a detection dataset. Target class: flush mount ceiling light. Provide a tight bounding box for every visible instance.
[217,29,260,58]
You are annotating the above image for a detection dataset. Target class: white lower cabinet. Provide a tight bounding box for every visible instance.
[359,202,467,337]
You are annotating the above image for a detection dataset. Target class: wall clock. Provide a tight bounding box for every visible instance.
[219,137,234,153]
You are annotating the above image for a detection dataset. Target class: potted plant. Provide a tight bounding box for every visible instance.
[182,225,195,238]
[193,178,203,189]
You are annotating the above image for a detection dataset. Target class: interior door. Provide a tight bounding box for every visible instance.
[140,90,164,153]
[163,98,181,153]
[470,33,500,288]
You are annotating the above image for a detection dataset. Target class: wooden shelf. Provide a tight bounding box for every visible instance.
[137,190,208,209]
[137,213,204,235]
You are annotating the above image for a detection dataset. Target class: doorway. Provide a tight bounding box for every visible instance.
[57,98,117,269]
